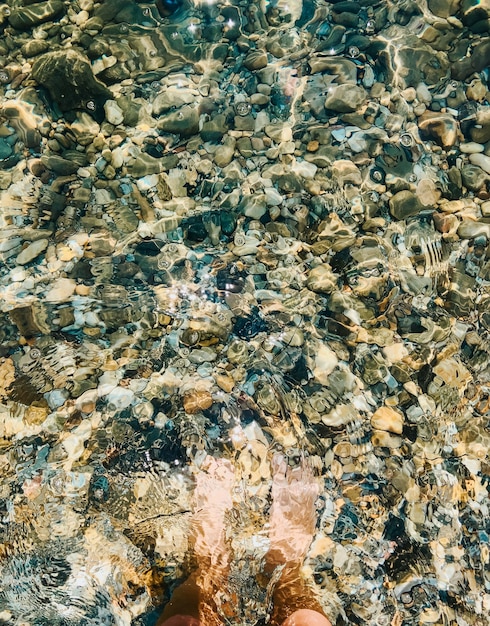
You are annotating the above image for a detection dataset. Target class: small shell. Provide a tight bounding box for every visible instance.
[182,390,213,414]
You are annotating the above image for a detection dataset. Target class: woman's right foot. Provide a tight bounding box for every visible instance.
[266,453,320,568]
[191,456,235,626]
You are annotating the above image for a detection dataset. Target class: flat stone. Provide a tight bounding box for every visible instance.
[481,201,490,217]
[433,357,471,389]
[312,343,338,385]
[21,39,50,58]
[200,114,228,143]
[264,124,293,143]
[457,220,490,239]
[389,190,425,220]
[452,38,490,81]
[433,212,459,234]
[469,153,490,175]
[152,87,196,116]
[325,84,366,113]
[70,113,100,146]
[41,155,80,175]
[416,178,441,206]
[264,187,283,206]
[0,139,13,160]
[461,164,488,191]
[236,137,253,158]
[104,100,124,126]
[471,107,490,144]
[16,238,49,265]
[461,0,490,26]
[1,101,41,149]
[371,406,404,434]
[9,0,64,29]
[250,93,269,106]
[243,50,268,70]
[332,160,362,186]
[157,106,199,137]
[214,137,236,168]
[308,57,358,82]
[307,264,337,293]
[234,115,255,132]
[428,0,460,17]
[460,142,485,154]
[240,193,267,219]
[128,153,161,178]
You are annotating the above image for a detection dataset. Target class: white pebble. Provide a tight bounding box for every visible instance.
[75,10,89,26]
[104,100,124,126]
[44,278,76,303]
[46,389,69,410]
[460,142,484,154]
[291,160,317,179]
[469,153,490,175]
[136,174,159,192]
[106,387,135,411]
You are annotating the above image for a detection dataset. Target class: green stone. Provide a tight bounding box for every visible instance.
[9,0,64,30]
[31,49,112,112]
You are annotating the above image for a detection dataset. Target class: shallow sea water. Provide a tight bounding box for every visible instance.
[0,0,490,625]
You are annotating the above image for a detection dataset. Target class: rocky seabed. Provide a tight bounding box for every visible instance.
[0,0,490,625]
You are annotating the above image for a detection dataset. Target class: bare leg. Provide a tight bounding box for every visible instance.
[267,454,332,626]
[159,616,200,626]
[192,456,235,626]
[158,454,333,626]
[159,608,333,626]
[281,609,332,626]
[158,456,235,626]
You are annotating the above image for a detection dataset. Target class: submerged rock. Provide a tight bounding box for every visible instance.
[8,0,64,30]
[31,50,112,112]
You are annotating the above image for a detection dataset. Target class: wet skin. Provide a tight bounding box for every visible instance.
[157,454,333,626]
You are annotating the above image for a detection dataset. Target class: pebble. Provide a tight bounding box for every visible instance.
[325,84,366,113]
[201,114,228,143]
[31,49,112,112]
[469,153,490,175]
[157,105,200,136]
[16,238,49,265]
[41,155,80,175]
[457,220,490,239]
[459,142,485,154]
[418,111,459,148]
[104,100,124,126]
[243,50,268,70]
[8,0,64,30]
[106,387,135,411]
[264,124,292,143]
[461,164,488,191]
[44,278,77,302]
[0,138,13,160]
[214,136,236,167]
[153,86,196,115]
[371,406,404,434]
[389,190,425,220]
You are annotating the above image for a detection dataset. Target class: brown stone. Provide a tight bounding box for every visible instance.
[418,111,459,148]
[183,390,213,414]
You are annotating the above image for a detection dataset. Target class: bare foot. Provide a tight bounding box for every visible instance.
[266,454,329,626]
[192,455,234,566]
[192,456,235,626]
[267,453,320,568]
[158,457,235,626]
